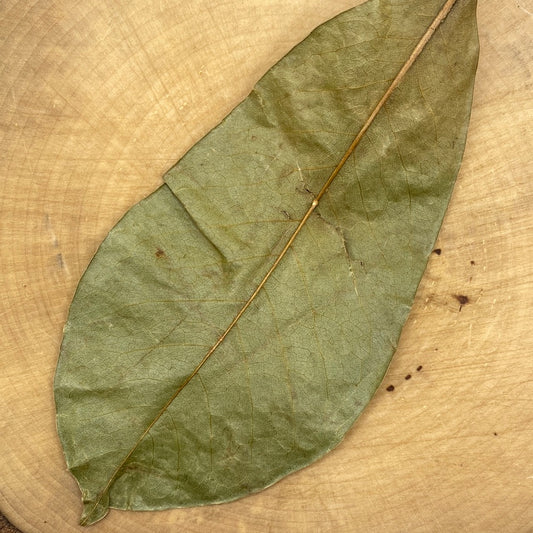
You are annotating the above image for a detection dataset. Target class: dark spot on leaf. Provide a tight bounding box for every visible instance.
[282,209,290,219]
[416,365,423,371]
[432,248,442,255]
[155,248,166,258]
[404,374,411,380]
[386,385,395,392]
[123,462,150,474]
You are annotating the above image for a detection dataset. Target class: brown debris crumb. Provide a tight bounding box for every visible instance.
[453,294,470,311]
[454,294,469,305]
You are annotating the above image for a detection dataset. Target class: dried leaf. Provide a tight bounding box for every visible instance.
[55,0,479,525]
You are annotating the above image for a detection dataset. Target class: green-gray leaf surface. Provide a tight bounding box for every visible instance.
[55,0,479,525]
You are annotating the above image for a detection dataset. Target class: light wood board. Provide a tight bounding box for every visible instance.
[1,0,532,531]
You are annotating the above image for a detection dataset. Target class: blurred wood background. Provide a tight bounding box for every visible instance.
[1,0,531,531]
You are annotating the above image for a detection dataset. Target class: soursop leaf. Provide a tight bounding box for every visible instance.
[55,0,479,525]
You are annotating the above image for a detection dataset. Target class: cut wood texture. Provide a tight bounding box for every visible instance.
[0,0,531,531]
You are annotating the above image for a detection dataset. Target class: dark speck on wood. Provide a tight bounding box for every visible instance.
[386,385,395,392]
[453,294,469,310]
[432,248,442,255]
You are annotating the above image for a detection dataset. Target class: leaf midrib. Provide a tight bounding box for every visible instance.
[81,0,459,525]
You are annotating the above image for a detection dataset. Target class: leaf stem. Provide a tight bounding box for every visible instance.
[81,0,460,525]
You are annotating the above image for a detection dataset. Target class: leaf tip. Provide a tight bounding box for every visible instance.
[80,496,109,527]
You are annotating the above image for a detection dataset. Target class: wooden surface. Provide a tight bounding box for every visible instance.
[1,1,532,531]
